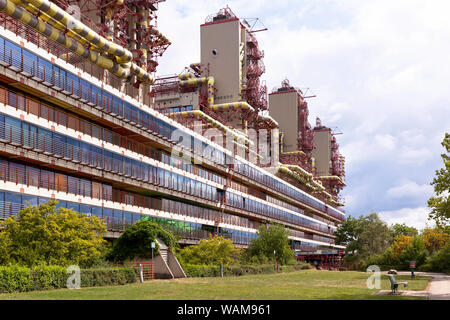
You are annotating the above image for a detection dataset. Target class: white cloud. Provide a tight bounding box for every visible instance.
[379,207,435,230]
[375,134,396,151]
[386,181,433,199]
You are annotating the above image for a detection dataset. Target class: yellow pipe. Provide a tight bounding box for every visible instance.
[0,0,130,79]
[9,0,154,84]
[23,0,132,64]
[280,132,284,154]
[168,110,252,145]
[258,114,278,127]
[211,102,255,113]
[284,164,313,179]
[11,0,95,52]
[282,150,306,156]
[179,75,256,113]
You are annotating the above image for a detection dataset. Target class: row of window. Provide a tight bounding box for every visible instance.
[226,191,334,236]
[1,86,225,186]
[161,198,254,229]
[0,34,343,222]
[0,36,227,166]
[1,155,264,232]
[0,153,334,240]
[1,87,226,188]
[0,114,220,202]
[0,190,255,244]
[0,115,337,234]
[233,159,345,220]
[160,105,194,114]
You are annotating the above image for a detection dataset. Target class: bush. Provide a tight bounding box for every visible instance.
[0,201,107,268]
[428,243,450,273]
[0,265,33,293]
[0,265,136,293]
[246,224,294,265]
[363,236,428,271]
[281,262,312,272]
[178,235,242,266]
[30,265,67,291]
[107,221,178,262]
[183,262,311,278]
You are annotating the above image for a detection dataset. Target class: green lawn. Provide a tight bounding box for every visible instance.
[0,270,430,300]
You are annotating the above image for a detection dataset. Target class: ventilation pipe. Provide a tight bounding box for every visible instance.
[0,0,131,79]
[3,0,154,84]
[178,74,256,113]
[168,109,252,146]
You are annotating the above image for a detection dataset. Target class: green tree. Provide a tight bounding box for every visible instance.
[422,226,450,253]
[339,213,392,259]
[391,235,414,258]
[428,133,450,226]
[0,201,107,267]
[334,216,359,246]
[107,220,178,262]
[179,235,242,266]
[390,223,418,239]
[428,242,450,272]
[246,224,294,265]
[398,236,427,269]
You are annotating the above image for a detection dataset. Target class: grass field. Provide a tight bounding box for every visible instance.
[0,270,431,300]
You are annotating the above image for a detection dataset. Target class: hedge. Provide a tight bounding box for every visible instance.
[0,265,136,293]
[183,262,311,278]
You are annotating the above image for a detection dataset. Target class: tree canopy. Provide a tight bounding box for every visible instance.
[178,235,242,266]
[335,213,392,259]
[106,220,178,262]
[428,133,450,226]
[246,224,295,265]
[390,223,418,239]
[0,201,107,267]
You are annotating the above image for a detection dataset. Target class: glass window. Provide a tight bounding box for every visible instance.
[22,195,38,207]
[5,192,22,217]
[91,206,102,218]
[55,173,68,193]
[66,202,79,212]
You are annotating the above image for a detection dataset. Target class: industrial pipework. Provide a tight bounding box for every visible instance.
[1,0,155,84]
[178,73,256,113]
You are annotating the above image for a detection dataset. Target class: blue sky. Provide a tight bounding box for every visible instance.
[155,0,450,229]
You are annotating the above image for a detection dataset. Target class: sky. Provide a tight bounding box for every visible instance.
[155,0,450,230]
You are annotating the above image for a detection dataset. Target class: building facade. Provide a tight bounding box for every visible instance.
[0,2,345,265]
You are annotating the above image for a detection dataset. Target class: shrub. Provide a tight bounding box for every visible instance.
[183,264,220,277]
[246,224,294,265]
[0,265,136,293]
[183,262,311,278]
[178,235,242,266]
[417,263,433,272]
[0,265,33,293]
[107,221,177,262]
[30,265,66,291]
[428,243,450,273]
[0,201,107,268]
[80,268,135,287]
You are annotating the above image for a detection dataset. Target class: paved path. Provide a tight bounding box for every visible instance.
[397,271,450,300]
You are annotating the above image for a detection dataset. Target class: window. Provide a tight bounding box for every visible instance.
[5,192,22,217]
[55,173,67,193]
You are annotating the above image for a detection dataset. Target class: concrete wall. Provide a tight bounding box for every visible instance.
[269,91,299,152]
[201,19,242,104]
[312,130,332,176]
[167,251,187,278]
